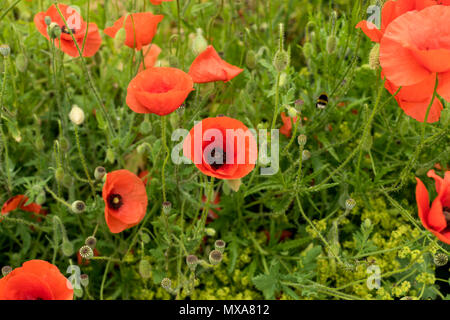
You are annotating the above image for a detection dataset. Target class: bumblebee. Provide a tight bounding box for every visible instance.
[316,93,328,109]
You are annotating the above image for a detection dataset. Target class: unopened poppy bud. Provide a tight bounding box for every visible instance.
[297,134,307,147]
[106,148,115,163]
[71,200,86,214]
[302,43,314,60]
[140,232,150,244]
[162,201,172,215]
[302,150,311,161]
[214,240,226,253]
[345,198,356,210]
[15,53,27,72]
[287,107,297,118]
[114,28,127,50]
[192,28,208,55]
[55,167,64,182]
[0,45,11,57]
[79,245,94,259]
[139,260,151,279]
[137,144,148,155]
[161,277,172,290]
[433,253,448,266]
[69,105,85,125]
[35,190,46,205]
[369,44,380,70]
[209,250,223,265]
[94,166,106,180]
[61,241,74,256]
[44,16,52,26]
[59,137,69,151]
[205,228,216,237]
[186,255,198,271]
[74,288,83,298]
[48,22,61,39]
[363,218,371,229]
[246,50,257,69]
[326,35,337,54]
[80,274,89,287]
[273,49,289,72]
[85,236,97,249]
[1,266,12,276]
[139,120,152,134]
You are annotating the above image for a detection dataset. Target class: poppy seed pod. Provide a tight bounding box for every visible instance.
[345,198,356,210]
[162,201,172,215]
[1,266,12,277]
[79,245,94,259]
[0,45,11,57]
[69,105,85,125]
[297,134,307,147]
[71,200,86,214]
[161,277,172,290]
[192,28,208,55]
[214,240,226,253]
[273,49,289,72]
[139,260,151,279]
[433,253,448,266]
[209,250,223,265]
[94,166,106,180]
[80,274,89,287]
[85,236,97,249]
[61,241,74,256]
[186,255,198,271]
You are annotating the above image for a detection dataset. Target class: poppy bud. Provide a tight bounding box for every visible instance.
[0,45,11,57]
[114,28,127,50]
[302,43,314,60]
[80,274,89,287]
[209,249,223,265]
[326,35,337,54]
[205,228,216,237]
[79,245,94,259]
[55,167,65,182]
[59,137,70,152]
[139,260,151,279]
[139,120,152,134]
[85,236,97,249]
[44,16,52,26]
[61,241,74,256]
[74,288,83,298]
[246,50,257,69]
[297,134,307,147]
[162,201,172,215]
[48,22,61,39]
[1,266,12,277]
[287,107,297,118]
[137,143,148,155]
[192,28,208,55]
[69,105,85,125]
[186,255,198,271]
[35,190,46,205]
[161,277,172,290]
[15,53,27,72]
[71,200,86,214]
[140,232,150,244]
[273,49,289,72]
[369,44,380,70]
[302,150,311,161]
[345,198,356,210]
[214,240,226,253]
[94,166,106,180]
[363,218,371,229]
[106,148,115,164]
[433,253,448,266]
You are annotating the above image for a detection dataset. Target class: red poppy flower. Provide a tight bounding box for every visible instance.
[1,195,47,217]
[415,170,450,244]
[201,192,221,222]
[34,4,102,57]
[280,112,298,138]
[0,260,73,300]
[102,169,148,233]
[126,67,194,115]
[104,12,163,50]
[183,116,257,180]
[188,46,244,83]
[150,0,174,4]
[139,44,161,72]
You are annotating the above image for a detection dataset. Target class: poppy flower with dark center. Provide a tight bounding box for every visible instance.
[182,116,257,180]
[126,67,194,115]
[34,4,102,57]
[0,260,73,300]
[102,169,148,233]
[104,12,163,50]
[416,170,450,244]
[280,112,298,138]
[188,45,244,83]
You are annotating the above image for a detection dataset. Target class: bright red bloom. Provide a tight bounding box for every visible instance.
[34,4,102,57]
[1,195,46,217]
[150,0,174,4]
[139,44,161,72]
[0,260,73,300]
[183,116,257,180]
[126,67,194,115]
[104,12,163,50]
[415,170,450,244]
[102,169,148,233]
[188,46,244,83]
[280,112,298,138]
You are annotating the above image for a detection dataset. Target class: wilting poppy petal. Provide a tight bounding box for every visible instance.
[188,46,243,83]
[126,67,194,115]
[1,195,45,216]
[104,12,163,50]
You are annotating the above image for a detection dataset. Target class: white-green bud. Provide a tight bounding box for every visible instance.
[71,200,86,214]
[69,105,85,125]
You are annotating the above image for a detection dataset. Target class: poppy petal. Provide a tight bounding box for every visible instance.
[416,177,431,230]
[355,21,382,43]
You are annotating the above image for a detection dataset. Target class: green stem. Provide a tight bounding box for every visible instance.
[0,0,22,22]
[161,117,170,202]
[74,125,96,198]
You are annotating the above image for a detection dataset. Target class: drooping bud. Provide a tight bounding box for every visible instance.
[0,45,11,57]
[246,50,257,69]
[79,245,94,259]
[186,255,198,271]
[433,253,448,266]
[85,236,97,249]
[71,200,86,214]
[326,35,337,54]
[302,43,314,60]
[139,260,151,279]
[297,134,307,147]
[69,105,85,125]
[1,266,12,277]
[209,249,223,265]
[161,277,172,290]
[55,167,64,182]
[214,240,226,253]
[94,166,106,180]
[80,274,89,287]
[192,28,208,55]
[61,241,74,256]
[139,120,152,135]
[114,28,127,50]
[369,44,380,70]
[162,201,172,215]
[140,232,150,244]
[15,53,27,72]
[345,198,356,210]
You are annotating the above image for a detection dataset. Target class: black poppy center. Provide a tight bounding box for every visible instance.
[107,194,123,210]
[61,25,76,34]
[207,147,227,170]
